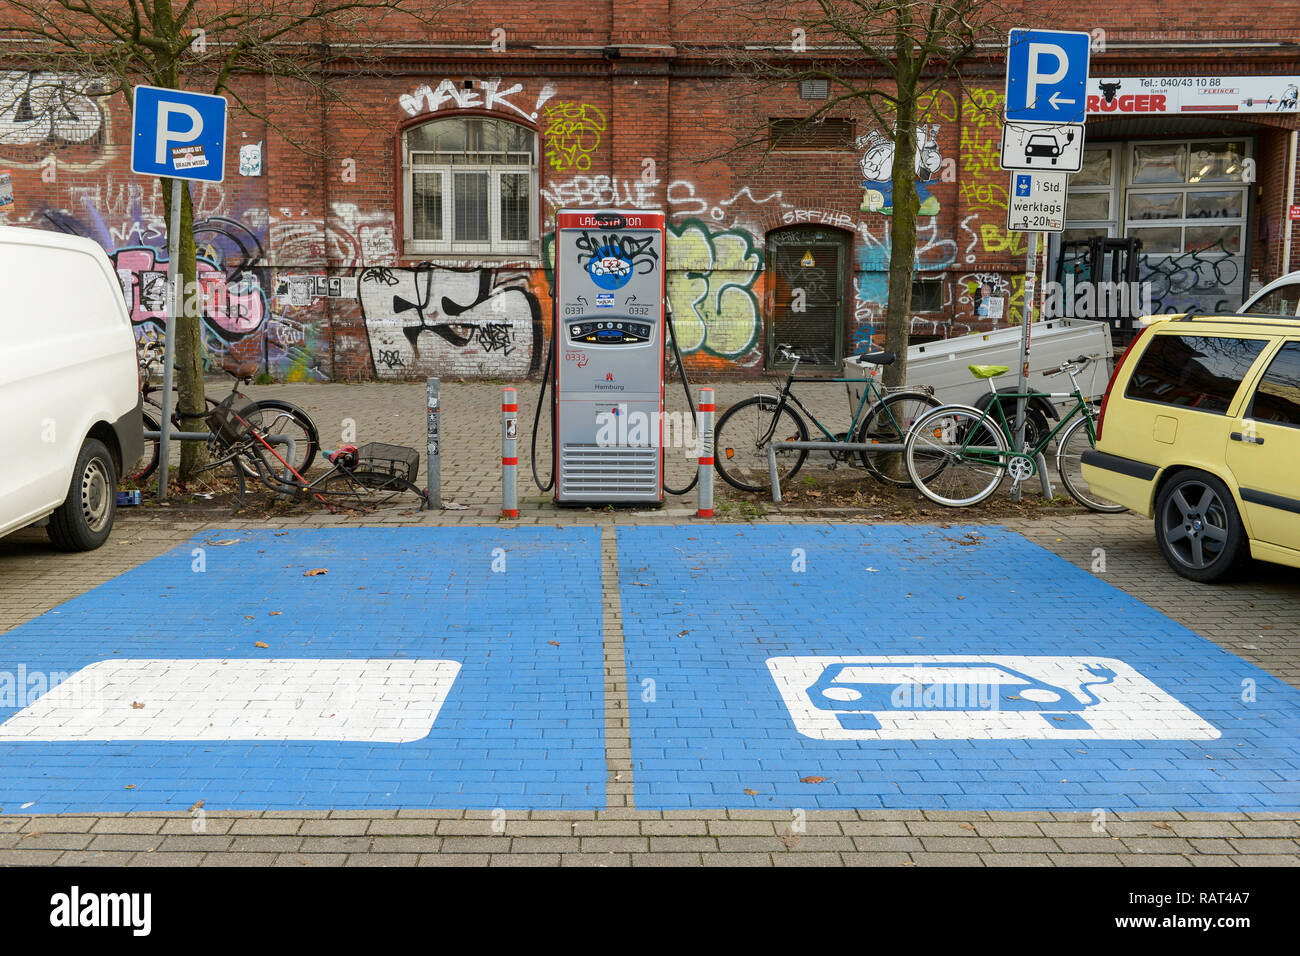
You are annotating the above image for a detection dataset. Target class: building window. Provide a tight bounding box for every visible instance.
[1124,139,1249,257]
[402,116,536,257]
[769,118,854,151]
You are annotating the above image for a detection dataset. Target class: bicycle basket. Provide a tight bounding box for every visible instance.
[355,442,420,483]
[206,395,263,446]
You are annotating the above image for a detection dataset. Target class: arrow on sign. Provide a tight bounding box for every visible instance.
[1049,92,1076,109]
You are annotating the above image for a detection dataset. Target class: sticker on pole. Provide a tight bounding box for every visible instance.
[0,169,12,207]
[1007,171,1069,233]
[767,655,1222,740]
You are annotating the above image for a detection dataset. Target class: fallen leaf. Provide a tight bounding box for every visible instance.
[124,784,136,790]
[214,539,239,546]
[1153,821,1174,831]
[548,641,560,647]
[631,581,650,587]
[304,568,328,576]
[269,611,282,616]
[959,823,976,831]
[255,641,269,649]
[189,800,204,812]
[800,776,826,784]
[743,789,759,796]
[131,701,145,710]
[677,630,690,637]
[779,830,800,849]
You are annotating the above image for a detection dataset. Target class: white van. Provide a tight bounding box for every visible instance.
[0,225,144,550]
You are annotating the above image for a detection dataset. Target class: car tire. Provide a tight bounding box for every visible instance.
[47,438,117,552]
[1154,471,1251,583]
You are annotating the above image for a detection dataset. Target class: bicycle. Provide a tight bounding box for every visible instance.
[901,355,1126,512]
[127,346,319,486]
[712,344,941,493]
[196,391,426,513]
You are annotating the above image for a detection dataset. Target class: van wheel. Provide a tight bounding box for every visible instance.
[1154,471,1250,582]
[47,438,117,552]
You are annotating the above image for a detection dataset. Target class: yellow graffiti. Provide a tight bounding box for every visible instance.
[541,102,606,172]
[666,220,763,358]
[979,224,1026,256]
[917,89,958,125]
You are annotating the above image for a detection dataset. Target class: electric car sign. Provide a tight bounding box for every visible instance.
[587,247,635,289]
[767,655,1221,740]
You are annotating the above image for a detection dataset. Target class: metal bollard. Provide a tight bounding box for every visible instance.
[501,387,519,518]
[696,387,714,518]
[426,378,440,510]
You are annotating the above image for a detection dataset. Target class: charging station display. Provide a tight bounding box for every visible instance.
[553,209,666,505]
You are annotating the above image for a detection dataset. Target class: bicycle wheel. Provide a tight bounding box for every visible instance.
[126,410,162,484]
[252,400,319,475]
[1056,414,1127,513]
[905,405,1009,507]
[713,396,809,493]
[319,469,425,509]
[856,390,941,486]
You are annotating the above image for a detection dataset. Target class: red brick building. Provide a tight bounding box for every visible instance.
[1,3,1297,381]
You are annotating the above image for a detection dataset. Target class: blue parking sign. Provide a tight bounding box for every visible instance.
[131,85,228,182]
[1005,29,1091,124]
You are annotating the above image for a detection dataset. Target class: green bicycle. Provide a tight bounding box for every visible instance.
[713,344,941,493]
[901,355,1126,512]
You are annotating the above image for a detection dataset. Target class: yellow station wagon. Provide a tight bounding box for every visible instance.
[1081,311,1300,582]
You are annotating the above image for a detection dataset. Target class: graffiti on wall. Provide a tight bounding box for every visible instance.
[399,77,556,121]
[856,125,944,216]
[666,219,764,360]
[540,102,606,172]
[358,265,542,378]
[1138,240,1244,314]
[0,72,107,168]
[541,173,661,211]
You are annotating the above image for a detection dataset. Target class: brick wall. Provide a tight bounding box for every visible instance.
[1,3,1297,381]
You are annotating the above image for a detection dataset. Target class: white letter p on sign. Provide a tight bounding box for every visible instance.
[1025,43,1069,107]
[156,102,203,164]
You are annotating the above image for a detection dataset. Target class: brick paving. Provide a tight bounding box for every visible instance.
[0,381,1296,866]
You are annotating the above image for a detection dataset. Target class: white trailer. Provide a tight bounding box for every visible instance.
[848,317,1114,413]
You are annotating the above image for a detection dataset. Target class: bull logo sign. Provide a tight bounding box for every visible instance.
[767,655,1220,740]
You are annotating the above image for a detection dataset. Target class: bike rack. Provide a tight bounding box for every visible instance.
[764,441,1054,504]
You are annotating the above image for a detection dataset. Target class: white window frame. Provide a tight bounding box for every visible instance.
[402,118,537,259]
[1064,143,1121,240]
[1121,137,1251,258]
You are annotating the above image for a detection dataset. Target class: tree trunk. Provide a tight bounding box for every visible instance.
[882,94,919,389]
[162,179,209,484]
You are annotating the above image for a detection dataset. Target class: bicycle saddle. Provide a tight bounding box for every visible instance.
[854,349,896,366]
[222,358,258,380]
[968,364,1009,379]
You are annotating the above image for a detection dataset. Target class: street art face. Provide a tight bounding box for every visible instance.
[856,125,944,216]
[358,265,542,378]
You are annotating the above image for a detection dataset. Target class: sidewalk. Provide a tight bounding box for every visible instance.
[0,382,1297,867]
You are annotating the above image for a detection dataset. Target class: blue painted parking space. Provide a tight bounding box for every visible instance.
[0,528,605,812]
[617,524,1300,811]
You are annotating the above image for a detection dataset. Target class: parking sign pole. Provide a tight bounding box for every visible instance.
[157,177,182,503]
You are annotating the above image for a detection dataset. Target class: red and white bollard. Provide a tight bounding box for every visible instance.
[501,387,519,518]
[696,386,714,518]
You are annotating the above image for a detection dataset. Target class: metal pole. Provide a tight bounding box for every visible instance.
[426,377,440,510]
[1011,231,1038,502]
[157,178,182,503]
[501,387,518,518]
[696,387,714,518]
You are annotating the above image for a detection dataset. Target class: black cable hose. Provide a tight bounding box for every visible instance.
[529,302,698,497]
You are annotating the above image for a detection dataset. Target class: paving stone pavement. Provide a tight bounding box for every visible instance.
[0,381,1296,866]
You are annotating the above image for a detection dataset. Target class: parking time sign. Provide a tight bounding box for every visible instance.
[131,85,228,182]
[1005,29,1091,124]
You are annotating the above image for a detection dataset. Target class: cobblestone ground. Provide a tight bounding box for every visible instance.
[0,381,1296,866]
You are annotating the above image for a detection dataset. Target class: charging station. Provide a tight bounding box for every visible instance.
[551,209,667,505]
